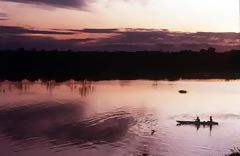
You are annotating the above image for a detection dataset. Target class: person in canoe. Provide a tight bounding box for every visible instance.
[195,116,200,123]
[209,116,213,123]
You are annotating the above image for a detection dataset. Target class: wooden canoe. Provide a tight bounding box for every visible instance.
[176,120,218,125]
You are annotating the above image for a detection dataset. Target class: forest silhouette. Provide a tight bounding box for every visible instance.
[0,48,240,82]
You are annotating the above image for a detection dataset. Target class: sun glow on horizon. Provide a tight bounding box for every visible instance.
[0,0,239,51]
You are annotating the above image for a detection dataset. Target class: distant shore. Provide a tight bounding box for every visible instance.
[0,49,240,82]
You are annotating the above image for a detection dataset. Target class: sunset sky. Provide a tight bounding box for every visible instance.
[0,0,239,51]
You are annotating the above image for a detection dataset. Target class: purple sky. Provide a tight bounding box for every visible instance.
[0,0,239,51]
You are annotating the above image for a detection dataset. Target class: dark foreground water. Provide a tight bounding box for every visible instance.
[0,80,240,156]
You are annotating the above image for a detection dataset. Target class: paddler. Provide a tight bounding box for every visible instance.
[209,116,213,123]
[195,116,200,123]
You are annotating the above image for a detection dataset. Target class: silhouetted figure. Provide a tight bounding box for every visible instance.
[209,116,213,123]
[195,117,200,123]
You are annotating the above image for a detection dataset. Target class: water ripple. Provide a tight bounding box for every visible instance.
[0,103,135,152]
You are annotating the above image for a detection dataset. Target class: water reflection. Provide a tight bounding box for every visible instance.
[176,122,216,132]
[78,81,94,97]
[152,81,158,88]
[0,80,240,155]
[0,103,134,150]
[119,80,131,87]
[0,80,94,97]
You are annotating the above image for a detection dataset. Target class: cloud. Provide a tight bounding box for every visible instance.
[78,29,240,51]
[0,0,149,9]
[0,34,94,50]
[69,28,120,33]
[0,25,75,35]
[0,0,90,9]
[108,0,149,6]
[65,38,95,42]
[0,26,239,51]
[0,18,9,20]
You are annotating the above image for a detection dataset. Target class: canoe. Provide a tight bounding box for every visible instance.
[176,120,218,125]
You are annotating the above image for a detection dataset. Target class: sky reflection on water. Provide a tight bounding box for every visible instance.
[0,80,240,156]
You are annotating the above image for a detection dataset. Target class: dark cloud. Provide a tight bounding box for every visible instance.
[78,30,239,51]
[0,18,9,20]
[0,34,94,50]
[69,28,120,33]
[0,0,89,9]
[65,38,95,42]
[0,0,147,9]
[0,26,75,35]
[0,26,239,51]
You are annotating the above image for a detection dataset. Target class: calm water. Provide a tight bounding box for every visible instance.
[0,80,240,156]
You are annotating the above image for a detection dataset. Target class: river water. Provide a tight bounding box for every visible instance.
[0,80,240,156]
